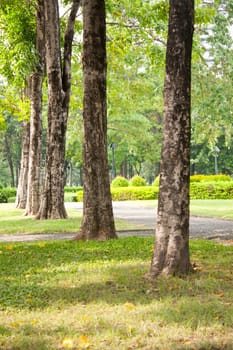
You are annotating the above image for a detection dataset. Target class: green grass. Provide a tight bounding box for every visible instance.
[0,237,232,349]
[190,199,233,219]
[135,199,233,219]
[0,204,140,235]
[0,199,232,236]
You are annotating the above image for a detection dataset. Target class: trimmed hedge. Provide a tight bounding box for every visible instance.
[0,187,17,202]
[129,175,146,187]
[190,174,232,182]
[111,176,129,188]
[0,190,8,203]
[76,182,233,201]
[64,186,83,193]
[111,186,159,200]
[77,186,159,202]
[190,182,233,199]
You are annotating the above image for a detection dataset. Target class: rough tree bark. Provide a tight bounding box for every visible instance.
[36,0,80,219]
[15,120,30,208]
[25,0,44,216]
[149,0,194,277]
[76,0,116,240]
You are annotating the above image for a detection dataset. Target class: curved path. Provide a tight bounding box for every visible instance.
[0,201,232,243]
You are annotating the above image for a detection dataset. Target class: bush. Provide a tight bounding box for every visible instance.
[129,175,146,187]
[0,190,8,203]
[64,186,83,193]
[190,182,233,199]
[111,186,159,200]
[0,187,17,203]
[76,181,233,201]
[76,186,159,202]
[152,175,160,186]
[190,174,232,183]
[111,176,129,188]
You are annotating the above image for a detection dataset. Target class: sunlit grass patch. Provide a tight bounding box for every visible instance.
[0,203,140,235]
[0,237,232,349]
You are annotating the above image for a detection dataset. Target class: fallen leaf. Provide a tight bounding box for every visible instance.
[62,337,74,348]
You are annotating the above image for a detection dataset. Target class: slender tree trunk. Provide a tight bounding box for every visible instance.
[76,0,116,240]
[36,0,80,219]
[15,121,30,208]
[69,161,73,187]
[149,0,194,277]
[4,134,15,187]
[25,0,44,216]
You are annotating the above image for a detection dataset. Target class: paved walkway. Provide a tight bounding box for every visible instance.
[0,201,232,243]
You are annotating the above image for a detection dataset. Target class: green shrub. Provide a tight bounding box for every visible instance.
[64,186,83,193]
[152,175,160,186]
[1,187,17,200]
[77,191,83,202]
[111,176,129,188]
[190,182,233,199]
[111,186,159,200]
[129,175,146,187]
[76,186,159,201]
[190,174,232,183]
[0,190,8,203]
[76,181,233,201]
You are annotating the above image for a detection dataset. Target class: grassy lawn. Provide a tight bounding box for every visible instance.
[190,199,233,219]
[0,237,232,349]
[0,204,140,235]
[0,200,232,235]
[134,199,233,220]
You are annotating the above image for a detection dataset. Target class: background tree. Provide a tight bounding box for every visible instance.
[36,0,80,219]
[0,1,35,196]
[149,0,194,277]
[25,0,45,216]
[76,0,117,240]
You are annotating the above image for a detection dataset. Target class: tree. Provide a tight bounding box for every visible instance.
[149,0,194,277]
[15,120,30,208]
[76,0,116,240]
[25,0,45,216]
[36,0,80,219]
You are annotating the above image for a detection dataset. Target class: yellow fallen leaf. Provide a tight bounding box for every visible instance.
[38,242,46,248]
[216,293,224,298]
[62,337,74,348]
[6,245,13,251]
[124,302,136,311]
[78,335,90,348]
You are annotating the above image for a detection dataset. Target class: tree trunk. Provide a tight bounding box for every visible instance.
[25,0,44,216]
[4,134,15,187]
[36,0,66,219]
[76,0,116,240]
[36,0,80,219]
[15,121,30,208]
[149,0,194,277]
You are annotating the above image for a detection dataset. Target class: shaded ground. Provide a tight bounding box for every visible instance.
[0,202,232,242]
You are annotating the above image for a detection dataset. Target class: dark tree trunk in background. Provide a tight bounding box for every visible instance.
[76,0,116,240]
[36,0,80,219]
[25,0,44,216]
[149,0,194,277]
[4,134,15,187]
[15,121,30,208]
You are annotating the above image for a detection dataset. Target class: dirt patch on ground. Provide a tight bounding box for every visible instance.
[212,238,233,246]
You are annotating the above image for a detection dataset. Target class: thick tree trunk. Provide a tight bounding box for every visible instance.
[149,0,194,277]
[76,0,116,240]
[15,121,30,208]
[36,0,66,219]
[36,0,80,219]
[25,0,44,216]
